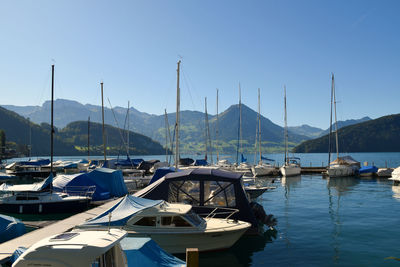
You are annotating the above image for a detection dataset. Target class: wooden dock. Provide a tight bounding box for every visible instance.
[0,197,121,264]
[301,167,327,174]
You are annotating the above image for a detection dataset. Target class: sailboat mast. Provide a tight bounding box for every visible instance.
[88,116,90,161]
[101,82,107,161]
[239,84,243,157]
[328,74,334,165]
[127,101,130,156]
[216,88,219,162]
[50,64,54,175]
[164,109,169,163]
[333,74,339,159]
[28,117,31,160]
[258,88,262,163]
[284,86,288,165]
[175,60,181,170]
[204,97,208,160]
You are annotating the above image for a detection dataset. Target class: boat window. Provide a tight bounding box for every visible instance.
[204,181,236,207]
[133,216,156,226]
[184,210,203,226]
[92,248,116,267]
[16,196,39,200]
[161,216,193,227]
[168,181,200,205]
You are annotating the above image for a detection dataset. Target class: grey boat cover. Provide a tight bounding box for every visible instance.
[81,195,163,226]
[330,156,360,167]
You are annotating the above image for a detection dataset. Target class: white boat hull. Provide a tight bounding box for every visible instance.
[126,221,249,254]
[327,165,356,177]
[252,165,275,177]
[280,165,301,177]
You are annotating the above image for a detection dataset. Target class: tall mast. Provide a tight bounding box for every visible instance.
[239,83,243,157]
[284,86,288,165]
[28,117,31,160]
[101,82,106,161]
[164,109,169,163]
[258,88,262,163]
[204,97,208,161]
[127,101,130,156]
[216,88,219,162]
[88,116,90,161]
[50,64,54,175]
[333,74,339,159]
[328,74,334,165]
[175,60,181,170]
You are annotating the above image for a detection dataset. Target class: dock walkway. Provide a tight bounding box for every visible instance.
[0,197,121,263]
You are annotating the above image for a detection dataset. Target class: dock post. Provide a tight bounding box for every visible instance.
[186,248,199,267]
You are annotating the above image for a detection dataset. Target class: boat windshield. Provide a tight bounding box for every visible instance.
[184,210,204,227]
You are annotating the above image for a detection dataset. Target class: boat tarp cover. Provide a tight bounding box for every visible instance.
[120,237,185,267]
[193,159,208,166]
[149,167,176,185]
[53,168,128,201]
[330,156,360,167]
[81,195,163,226]
[17,159,50,166]
[0,214,26,243]
[358,166,378,174]
[0,173,53,192]
[134,168,258,226]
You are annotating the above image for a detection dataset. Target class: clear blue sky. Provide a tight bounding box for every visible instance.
[1,0,399,129]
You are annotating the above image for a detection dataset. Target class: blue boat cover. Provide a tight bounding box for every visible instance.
[102,158,144,168]
[81,195,163,226]
[261,156,275,162]
[121,237,185,267]
[18,159,50,166]
[9,247,27,264]
[53,168,128,201]
[359,166,378,174]
[241,154,247,163]
[193,159,208,166]
[0,214,26,243]
[149,167,176,185]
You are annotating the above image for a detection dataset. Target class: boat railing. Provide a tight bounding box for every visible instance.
[61,185,96,198]
[204,207,240,221]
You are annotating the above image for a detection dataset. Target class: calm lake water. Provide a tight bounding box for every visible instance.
[3,152,400,266]
[199,174,400,266]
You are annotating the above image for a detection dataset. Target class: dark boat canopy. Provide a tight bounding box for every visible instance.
[134,168,258,227]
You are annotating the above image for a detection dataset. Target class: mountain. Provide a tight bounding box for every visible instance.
[0,106,166,156]
[293,114,400,153]
[2,99,310,153]
[288,124,324,138]
[318,117,371,137]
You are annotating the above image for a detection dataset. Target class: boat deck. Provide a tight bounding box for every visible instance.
[0,197,121,263]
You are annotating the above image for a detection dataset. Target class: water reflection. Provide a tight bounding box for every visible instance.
[326,176,360,196]
[391,185,400,201]
[198,228,277,267]
[281,175,301,188]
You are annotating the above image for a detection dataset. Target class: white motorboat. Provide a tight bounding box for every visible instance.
[0,174,94,214]
[78,195,251,254]
[389,166,400,186]
[12,229,128,267]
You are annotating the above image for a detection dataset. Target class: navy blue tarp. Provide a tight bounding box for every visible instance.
[193,159,208,166]
[359,166,378,174]
[0,214,26,243]
[149,167,176,185]
[53,168,128,201]
[121,237,186,267]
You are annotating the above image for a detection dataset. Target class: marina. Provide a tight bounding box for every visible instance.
[1,153,400,266]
